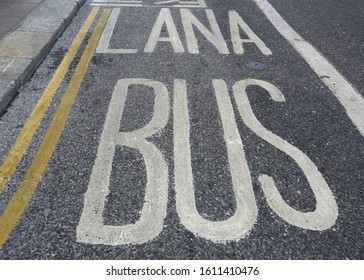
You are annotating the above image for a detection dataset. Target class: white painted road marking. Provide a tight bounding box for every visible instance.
[91,0,207,8]
[96,1,364,135]
[78,78,338,245]
[154,0,180,4]
[174,79,257,243]
[96,8,138,54]
[76,0,361,245]
[144,8,185,53]
[97,8,272,55]
[253,0,364,137]
[229,10,272,55]
[233,79,338,230]
[77,79,169,245]
[91,0,143,7]
[180,9,229,54]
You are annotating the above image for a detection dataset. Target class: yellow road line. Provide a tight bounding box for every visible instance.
[0,7,100,194]
[0,9,111,248]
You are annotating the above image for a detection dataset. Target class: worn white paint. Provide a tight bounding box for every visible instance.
[91,0,143,7]
[144,8,185,53]
[229,10,272,55]
[181,9,229,54]
[174,0,206,8]
[154,0,180,4]
[77,78,340,245]
[77,79,169,245]
[173,79,257,243]
[233,79,338,230]
[80,0,355,245]
[90,0,206,8]
[96,8,272,55]
[96,8,138,54]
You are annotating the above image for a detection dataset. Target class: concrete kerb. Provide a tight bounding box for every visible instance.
[0,0,87,116]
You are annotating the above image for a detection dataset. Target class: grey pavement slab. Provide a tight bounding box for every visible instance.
[4,3,38,18]
[0,31,54,58]
[0,0,86,116]
[0,16,24,39]
[0,3,40,39]
[17,16,66,34]
[0,1,43,38]
[30,0,79,24]
[0,57,35,82]
[0,3,15,16]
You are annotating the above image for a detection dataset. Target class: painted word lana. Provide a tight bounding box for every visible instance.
[77,78,338,245]
[96,8,272,55]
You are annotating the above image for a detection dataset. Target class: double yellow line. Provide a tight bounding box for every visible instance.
[0,8,111,248]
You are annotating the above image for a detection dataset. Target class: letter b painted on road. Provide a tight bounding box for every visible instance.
[77,79,169,245]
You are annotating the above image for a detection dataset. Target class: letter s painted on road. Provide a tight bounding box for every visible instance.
[233,79,338,230]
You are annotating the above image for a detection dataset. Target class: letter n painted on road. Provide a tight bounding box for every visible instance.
[77,79,169,245]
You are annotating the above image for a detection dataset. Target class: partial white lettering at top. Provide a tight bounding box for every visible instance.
[96,8,272,55]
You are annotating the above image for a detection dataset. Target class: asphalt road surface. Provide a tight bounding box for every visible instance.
[0,0,363,259]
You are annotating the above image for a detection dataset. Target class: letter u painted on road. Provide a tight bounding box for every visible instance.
[77,78,338,245]
[174,79,257,243]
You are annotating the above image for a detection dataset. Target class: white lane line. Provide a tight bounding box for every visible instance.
[253,0,364,137]
[90,0,206,7]
[91,3,143,7]
[91,0,143,5]
[233,79,338,230]
[154,0,179,4]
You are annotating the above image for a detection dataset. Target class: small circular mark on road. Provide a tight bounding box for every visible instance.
[246,61,267,70]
